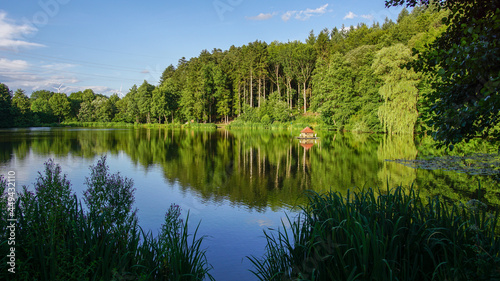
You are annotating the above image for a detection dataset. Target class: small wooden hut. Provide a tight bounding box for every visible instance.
[299,127,315,139]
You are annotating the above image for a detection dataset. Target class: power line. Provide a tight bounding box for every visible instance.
[31,38,174,60]
[0,48,151,73]
[0,66,142,83]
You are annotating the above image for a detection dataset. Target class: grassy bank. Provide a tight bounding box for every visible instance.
[249,186,500,281]
[58,121,217,130]
[227,114,333,131]
[0,157,213,281]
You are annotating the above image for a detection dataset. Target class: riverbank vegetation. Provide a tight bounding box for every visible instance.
[249,186,500,280]
[0,157,213,281]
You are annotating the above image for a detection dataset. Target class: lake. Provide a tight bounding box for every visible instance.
[0,127,499,280]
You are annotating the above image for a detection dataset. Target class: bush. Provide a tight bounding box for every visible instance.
[0,158,213,281]
[261,114,271,125]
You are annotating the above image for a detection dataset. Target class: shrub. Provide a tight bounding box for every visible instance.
[261,114,271,125]
[0,158,213,281]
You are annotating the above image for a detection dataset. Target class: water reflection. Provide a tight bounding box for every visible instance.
[1,127,499,209]
[1,127,499,281]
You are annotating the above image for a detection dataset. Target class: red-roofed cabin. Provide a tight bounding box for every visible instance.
[299,127,315,138]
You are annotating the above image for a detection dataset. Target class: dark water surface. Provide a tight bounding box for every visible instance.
[0,127,498,280]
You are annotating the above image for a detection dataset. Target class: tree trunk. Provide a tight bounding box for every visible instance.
[298,84,301,111]
[276,66,280,95]
[238,83,242,116]
[250,68,253,108]
[258,76,262,108]
[303,81,307,114]
[263,77,266,100]
[243,85,247,112]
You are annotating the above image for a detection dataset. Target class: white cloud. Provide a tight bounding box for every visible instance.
[0,58,29,71]
[361,14,374,20]
[341,25,357,33]
[281,11,294,22]
[344,11,375,21]
[282,4,330,22]
[246,12,275,21]
[0,10,44,49]
[344,11,357,19]
[295,4,329,20]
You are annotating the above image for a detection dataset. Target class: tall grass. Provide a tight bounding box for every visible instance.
[249,186,500,281]
[0,157,213,281]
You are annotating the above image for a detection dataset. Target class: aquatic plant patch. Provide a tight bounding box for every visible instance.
[386,153,500,175]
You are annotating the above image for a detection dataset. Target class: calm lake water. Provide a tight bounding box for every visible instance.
[0,127,499,280]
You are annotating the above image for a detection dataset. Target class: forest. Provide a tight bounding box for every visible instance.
[0,1,498,147]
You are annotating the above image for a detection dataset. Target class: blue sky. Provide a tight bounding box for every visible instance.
[0,0,403,96]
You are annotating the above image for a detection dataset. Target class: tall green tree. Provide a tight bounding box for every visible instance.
[49,92,71,123]
[12,89,32,127]
[77,89,96,122]
[126,85,140,123]
[294,42,316,113]
[151,80,179,124]
[372,44,420,134]
[31,90,56,124]
[68,91,84,121]
[0,83,12,128]
[213,64,231,123]
[136,80,155,123]
[344,45,383,132]
[92,96,113,122]
[386,0,500,146]
[311,53,356,129]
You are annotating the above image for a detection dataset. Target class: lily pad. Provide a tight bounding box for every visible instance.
[386,153,500,175]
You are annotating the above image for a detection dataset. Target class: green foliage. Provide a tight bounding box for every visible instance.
[372,44,420,134]
[49,92,71,123]
[387,0,500,147]
[249,186,500,281]
[0,158,213,280]
[31,90,57,124]
[83,156,137,229]
[11,89,33,127]
[137,80,155,123]
[0,83,13,128]
[311,53,357,130]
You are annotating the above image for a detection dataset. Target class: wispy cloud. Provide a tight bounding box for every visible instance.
[0,58,116,95]
[42,63,76,71]
[361,14,374,20]
[344,11,374,21]
[0,11,44,49]
[281,11,294,22]
[0,58,29,71]
[344,11,357,19]
[281,4,330,22]
[246,12,275,21]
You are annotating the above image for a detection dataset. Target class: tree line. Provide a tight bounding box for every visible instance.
[1,1,497,144]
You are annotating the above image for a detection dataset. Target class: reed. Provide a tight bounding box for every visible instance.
[249,186,500,281]
[0,157,213,281]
